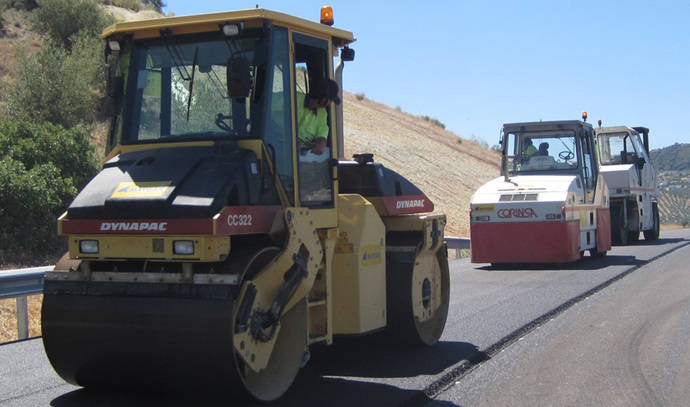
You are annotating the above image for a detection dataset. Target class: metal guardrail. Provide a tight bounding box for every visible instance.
[444,236,470,250]
[0,266,52,340]
[445,236,471,259]
[0,237,470,340]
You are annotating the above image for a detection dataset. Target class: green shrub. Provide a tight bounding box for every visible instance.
[421,115,445,129]
[0,120,100,187]
[355,92,365,101]
[32,0,113,50]
[4,34,106,128]
[141,0,164,12]
[0,158,75,261]
[470,135,488,148]
[3,0,38,10]
[0,120,99,263]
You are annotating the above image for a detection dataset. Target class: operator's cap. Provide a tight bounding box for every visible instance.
[310,78,341,105]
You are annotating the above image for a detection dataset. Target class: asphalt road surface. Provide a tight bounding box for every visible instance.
[1,229,688,407]
[437,231,690,406]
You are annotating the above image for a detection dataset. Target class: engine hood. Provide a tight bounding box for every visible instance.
[67,145,262,219]
[599,164,637,191]
[472,175,578,202]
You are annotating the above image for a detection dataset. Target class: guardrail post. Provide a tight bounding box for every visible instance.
[1,266,51,342]
[16,296,29,340]
[444,236,471,259]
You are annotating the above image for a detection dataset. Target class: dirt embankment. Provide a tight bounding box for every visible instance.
[102,5,164,22]
[0,9,41,87]
[342,92,500,237]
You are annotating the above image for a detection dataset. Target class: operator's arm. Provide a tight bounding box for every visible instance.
[311,108,329,154]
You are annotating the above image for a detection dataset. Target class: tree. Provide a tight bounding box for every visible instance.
[142,0,165,12]
[32,0,113,50]
[3,0,38,10]
[4,34,106,128]
[0,120,99,263]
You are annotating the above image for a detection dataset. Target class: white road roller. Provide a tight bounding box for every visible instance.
[594,124,659,244]
[470,116,611,264]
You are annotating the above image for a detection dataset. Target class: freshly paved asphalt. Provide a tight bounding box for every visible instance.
[436,234,690,406]
[1,229,688,407]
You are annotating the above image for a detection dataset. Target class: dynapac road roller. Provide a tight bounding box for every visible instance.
[41,7,449,401]
[470,115,611,264]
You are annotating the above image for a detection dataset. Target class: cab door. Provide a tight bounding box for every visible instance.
[580,127,597,203]
[630,131,655,226]
[290,31,337,228]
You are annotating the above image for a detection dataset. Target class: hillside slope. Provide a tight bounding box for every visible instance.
[0,8,40,87]
[649,144,690,226]
[342,93,500,236]
[650,143,690,171]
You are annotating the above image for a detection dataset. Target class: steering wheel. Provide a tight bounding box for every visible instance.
[559,150,574,161]
[215,113,240,135]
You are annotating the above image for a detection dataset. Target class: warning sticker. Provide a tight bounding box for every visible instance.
[111,181,172,198]
[473,205,495,213]
[360,245,382,267]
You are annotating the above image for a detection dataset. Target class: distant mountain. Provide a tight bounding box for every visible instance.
[650,143,690,171]
[651,143,690,226]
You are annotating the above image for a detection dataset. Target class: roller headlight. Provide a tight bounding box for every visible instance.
[173,240,194,255]
[79,240,99,254]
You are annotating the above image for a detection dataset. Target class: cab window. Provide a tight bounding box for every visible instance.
[263,28,294,204]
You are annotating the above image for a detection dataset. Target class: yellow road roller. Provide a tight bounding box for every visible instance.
[41,7,450,401]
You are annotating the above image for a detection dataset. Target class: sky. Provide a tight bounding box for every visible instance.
[163,0,690,150]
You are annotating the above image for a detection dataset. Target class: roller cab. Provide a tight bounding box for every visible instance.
[470,119,611,264]
[41,7,450,402]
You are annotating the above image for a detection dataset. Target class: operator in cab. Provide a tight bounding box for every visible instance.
[522,137,537,157]
[297,78,340,160]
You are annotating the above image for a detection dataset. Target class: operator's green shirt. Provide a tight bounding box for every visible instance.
[296,92,329,144]
[524,145,537,156]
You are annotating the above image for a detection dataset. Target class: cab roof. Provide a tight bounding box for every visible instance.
[503,120,593,132]
[596,126,636,134]
[101,8,355,46]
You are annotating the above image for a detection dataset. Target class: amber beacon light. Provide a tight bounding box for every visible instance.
[321,6,334,25]
[581,111,588,122]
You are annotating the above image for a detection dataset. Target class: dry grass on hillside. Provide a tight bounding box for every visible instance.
[342,92,501,237]
[0,295,43,342]
[0,8,41,97]
[103,5,164,22]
